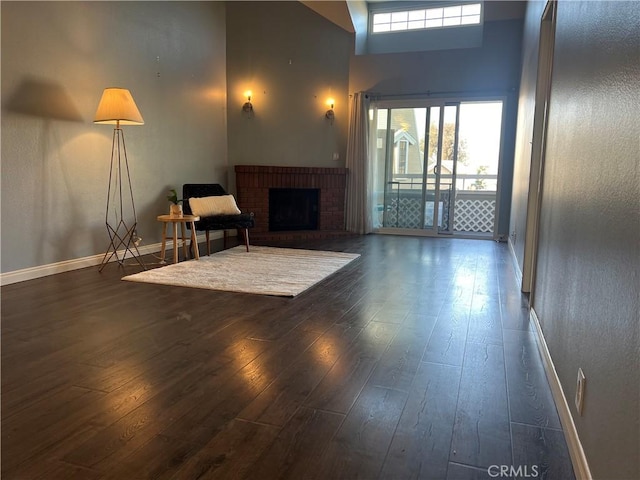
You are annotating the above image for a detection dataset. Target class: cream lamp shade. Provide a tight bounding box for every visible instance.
[94,87,144,125]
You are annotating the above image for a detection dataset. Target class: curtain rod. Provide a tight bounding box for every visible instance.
[359,87,516,100]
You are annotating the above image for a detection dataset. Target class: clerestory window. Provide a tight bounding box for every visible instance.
[372,3,482,34]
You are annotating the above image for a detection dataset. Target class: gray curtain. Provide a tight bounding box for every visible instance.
[345,92,372,234]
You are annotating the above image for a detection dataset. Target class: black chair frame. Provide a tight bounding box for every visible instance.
[182,184,254,254]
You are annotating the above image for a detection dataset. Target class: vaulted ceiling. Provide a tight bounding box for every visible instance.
[300,1,356,32]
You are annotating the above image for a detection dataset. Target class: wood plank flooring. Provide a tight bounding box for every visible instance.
[1,235,575,479]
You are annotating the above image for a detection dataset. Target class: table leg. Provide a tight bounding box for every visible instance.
[160,222,167,263]
[190,222,200,260]
[180,222,189,260]
[172,222,179,264]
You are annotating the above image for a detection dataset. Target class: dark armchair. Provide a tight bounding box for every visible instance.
[182,184,254,254]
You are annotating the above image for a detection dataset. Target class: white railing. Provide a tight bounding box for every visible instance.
[379,180,496,233]
[388,173,498,192]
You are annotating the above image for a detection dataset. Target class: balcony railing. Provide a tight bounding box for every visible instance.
[377,174,497,233]
[386,173,498,191]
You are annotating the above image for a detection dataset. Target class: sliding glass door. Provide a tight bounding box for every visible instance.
[371,99,503,237]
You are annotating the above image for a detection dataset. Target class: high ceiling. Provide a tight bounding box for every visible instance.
[300,1,527,34]
[300,1,356,33]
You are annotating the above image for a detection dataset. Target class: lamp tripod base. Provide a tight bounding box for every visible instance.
[98,219,146,272]
[98,126,146,273]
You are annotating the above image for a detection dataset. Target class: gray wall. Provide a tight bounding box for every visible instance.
[225,1,352,192]
[510,1,640,478]
[349,18,523,95]
[1,1,228,274]
[349,19,523,237]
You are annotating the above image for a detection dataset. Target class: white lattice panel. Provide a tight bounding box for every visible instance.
[383,197,494,233]
[454,199,495,233]
[385,198,422,228]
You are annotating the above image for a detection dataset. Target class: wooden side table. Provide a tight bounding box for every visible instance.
[156,214,200,264]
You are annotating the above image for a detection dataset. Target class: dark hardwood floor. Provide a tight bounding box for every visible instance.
[1,235,576,479]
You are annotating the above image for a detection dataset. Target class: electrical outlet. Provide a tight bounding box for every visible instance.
[575,368,586,415]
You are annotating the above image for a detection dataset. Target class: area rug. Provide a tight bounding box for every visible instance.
[122,245,360,297]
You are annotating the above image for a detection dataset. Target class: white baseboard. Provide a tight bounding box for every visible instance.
[508,237,523,287]
[1,232,223,286]
[530,308,592,480]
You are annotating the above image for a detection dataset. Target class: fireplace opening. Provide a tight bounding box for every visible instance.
[269,188,319,231]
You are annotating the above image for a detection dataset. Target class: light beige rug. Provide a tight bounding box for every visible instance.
[122,245,360,297]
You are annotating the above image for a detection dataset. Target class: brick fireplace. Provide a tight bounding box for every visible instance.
[235,165,349,240]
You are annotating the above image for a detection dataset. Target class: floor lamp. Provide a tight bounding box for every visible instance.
[94,87,146,272]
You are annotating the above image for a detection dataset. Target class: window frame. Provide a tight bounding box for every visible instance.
[370,2,482,35]
[396,139,409,175]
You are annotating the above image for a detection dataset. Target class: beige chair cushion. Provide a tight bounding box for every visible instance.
[188,195,241,216]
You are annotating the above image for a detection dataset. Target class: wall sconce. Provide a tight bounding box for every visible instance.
[242,90,254,118]
[325,98,335,125]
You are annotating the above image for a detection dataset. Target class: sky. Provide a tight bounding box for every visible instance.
[414,101,503,174]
